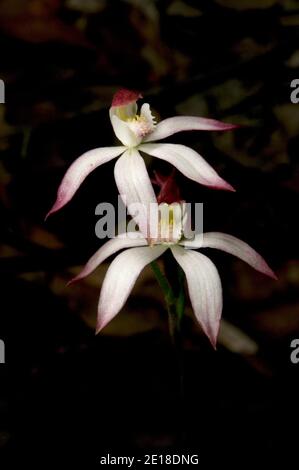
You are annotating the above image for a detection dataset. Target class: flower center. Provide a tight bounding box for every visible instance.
[155,203,186,245]
[114,103,156,139]
[126,115,153,137]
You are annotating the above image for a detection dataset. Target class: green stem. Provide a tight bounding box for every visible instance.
[151,260,176,341]
[150,260,174,304]
[150,260,185,341]
[176,265,186,324]
[151,259,186,444]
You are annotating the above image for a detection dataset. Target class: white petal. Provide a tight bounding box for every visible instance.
[46,146,125,218]
[97,245,166,332]
[171,245,222,348]
[140,143,234,191]
[110,115,140,147]
[69,232,147,284]
[158,202,186,244]
[143,116,238,142]
[114,149,158,239]
[140,103,156,129]
[181,232,276,279]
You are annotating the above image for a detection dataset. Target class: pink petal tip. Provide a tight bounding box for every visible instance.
[206,329,219,350]
[264,267,278,281]
[111,88,142,107]
[210,180,236,192]
[95,321,105,335]
[66,277,78,287]
[219,123,241,131]
[44,209,54,222]
[67,267,91,286]
[44,200,63,221]
[254,255,277,281]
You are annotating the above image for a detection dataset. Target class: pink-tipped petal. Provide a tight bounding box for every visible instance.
[182,232,277,279]
[96,245,166,332]
[114,149,158,239]
[111,89,142,107]
[68,232,147,284]
[140,143,235,191]
[143,116,239,142]
[45,146,125,219]
[171,246,222,348]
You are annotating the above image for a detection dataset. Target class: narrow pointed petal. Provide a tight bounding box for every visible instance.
[114,149,158,239]
[46,146,125,219]
[171,245,222,348]
[96,245,166,332]
[143,116,238,142]
[68,232,147,284]
[140,143,234,191]
[181,232,277,279]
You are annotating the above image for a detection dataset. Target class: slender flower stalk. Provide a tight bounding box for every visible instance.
[46,88,237,237]
[69,202,276,348]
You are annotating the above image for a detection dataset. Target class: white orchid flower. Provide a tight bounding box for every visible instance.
[46,89,237,237]
[69,202,276,348]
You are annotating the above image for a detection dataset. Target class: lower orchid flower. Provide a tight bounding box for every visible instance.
[46,88,238,238]
[69,202,276,348]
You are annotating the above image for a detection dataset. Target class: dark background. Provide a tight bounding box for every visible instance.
[0,0,299,467]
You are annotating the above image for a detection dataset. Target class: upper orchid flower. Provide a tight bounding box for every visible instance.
[46,89,237,237]
[69,202,276,348]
